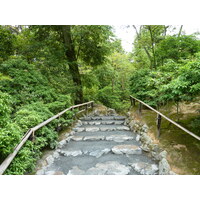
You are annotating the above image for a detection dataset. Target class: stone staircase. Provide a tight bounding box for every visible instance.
[36,114,159,175]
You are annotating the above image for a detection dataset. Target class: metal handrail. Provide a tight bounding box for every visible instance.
[0,101,94,175]
[130,95,200,141]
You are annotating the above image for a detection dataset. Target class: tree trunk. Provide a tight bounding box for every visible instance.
[147,26,157,70]
[133,25,153,70]
[178,25,183,37]
[62,25,83,104]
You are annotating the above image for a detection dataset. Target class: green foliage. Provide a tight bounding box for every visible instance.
[5,141,37,175]
[0,26,16,61]
[0,57,74,174]
[0,91,12,127]
[191,113,200,135]
[157,35,200,62]
[130,55,200,108]
[0,123,22,159]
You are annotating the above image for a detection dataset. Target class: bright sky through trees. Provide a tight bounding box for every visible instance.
[113,25,200,52]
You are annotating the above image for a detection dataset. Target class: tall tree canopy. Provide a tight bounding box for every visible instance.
[27,25,114,103]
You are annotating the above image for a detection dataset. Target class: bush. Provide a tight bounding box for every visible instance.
[0,91,12,127]
[0,123,22,160]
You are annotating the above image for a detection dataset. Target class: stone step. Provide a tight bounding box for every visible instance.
[73,125,130,132]
[59,148,111,158]
[70,134,135,142]
[112,145,142,155]
[81,120,125,125]
[60,140,141,156]
[130,162,159,175]
[74,130,136,137]
[67,161,131,175]
[80,116,126,121]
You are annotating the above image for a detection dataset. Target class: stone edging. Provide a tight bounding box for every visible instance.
[125,111,177,175]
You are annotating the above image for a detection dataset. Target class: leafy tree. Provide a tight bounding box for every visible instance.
[29,25,114,103]
[133,25,168,69]
[156,35,200,63]
[0,26,16,62]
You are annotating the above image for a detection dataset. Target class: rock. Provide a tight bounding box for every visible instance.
[136,134,140,142]
[53,151,60,159]
[93,109,100,116]
[106,135,134,142]
[94,121,101,125]
[131,162,158,175]
[58,140,67,148]
[89,148,110,158]
[85,127,99,132]
[36,168,45,175]
[151,150,167,161]
[45,171,64,175]
[105,121,115,125]
[69,131,75,136]
[77,120,82,126]
[88,121,95,125]
[73,127,85,132]
[141,124,148,132]
[86,161,131,175]
[71,136,84,141]
[116,126,130,131]
[169,171,177,175]
[151,144,160,152]
[140,144,150,152]
[159,150,167,159]
[107,108,117,116]
[67,166,85,175]
[66,136,73,143]
[124,119,129,125]
[62,150,82,157]
[100,127,112,131]
[114,116,126,120]
[112,145,142,155]
[140,134,152,144]
[159,158,171,175]
[114,121,124,125]
[84,135,104,141]
[46,155,54,165]
[129,120,135,129]
[100,127,115,131]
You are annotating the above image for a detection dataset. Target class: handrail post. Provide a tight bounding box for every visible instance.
[130,96,133,106]
[157,114,162,138]
[139,102,142,115]
[91,102,94,109]
[85,104,88,116]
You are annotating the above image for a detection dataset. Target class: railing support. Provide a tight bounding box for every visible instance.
[133,99,135,106]
[139,102,142,114]
[85,104,88,116]
[157,114,162,138]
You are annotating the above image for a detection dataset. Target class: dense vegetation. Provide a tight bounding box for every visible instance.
[0,25,200,174]
[0,25,132,174]
[130,26,200,114]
